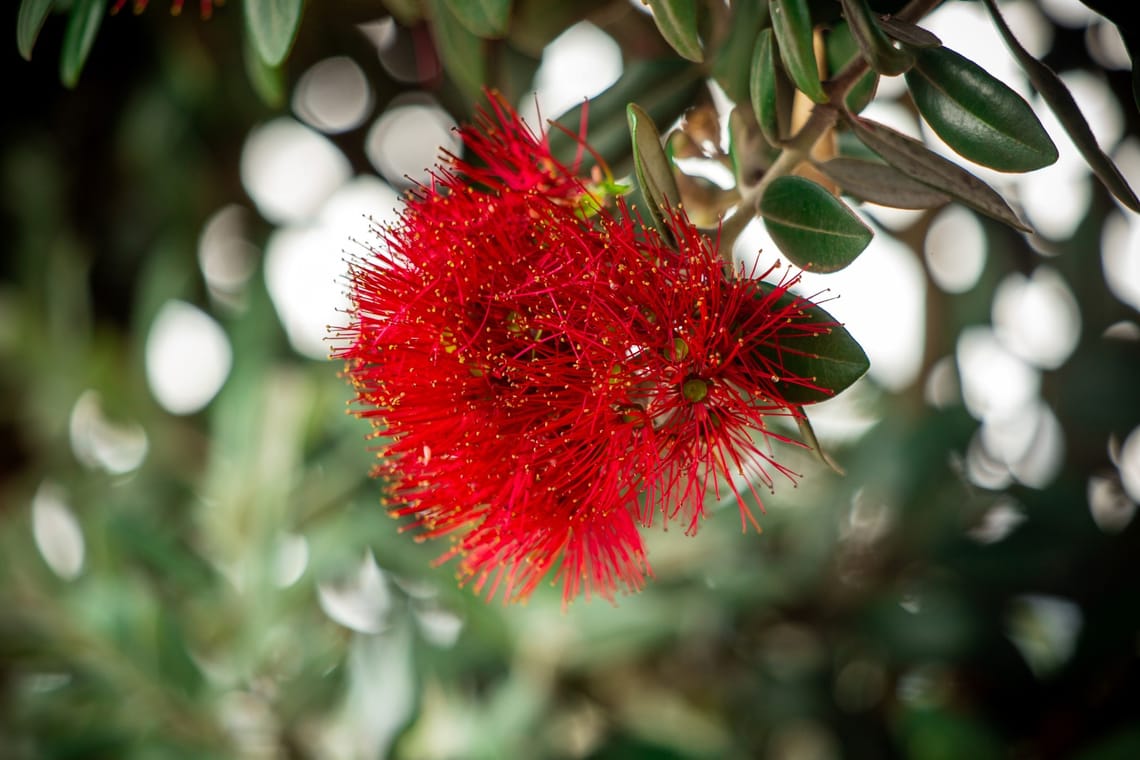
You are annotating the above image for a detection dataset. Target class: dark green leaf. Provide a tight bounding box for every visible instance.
[59,0,105,89]
[628,103,681,242]
[711,0,770,103]
[906,46,1057,172]
[759,176,873,272]
[878,16,940,48]
[549,61,702,175]
[752,282,869,404]
[770,0,828,103]
[443,0,511,38]
[825,21,879,114]
[815,156,951,209]
[18,0,55,61]
[426,0,486,98]
[849,115,1031,231]
[981,0,1140,211]
[839,0,912,75]
[509,0,611,57]
[751,28,786,147]
[243,0,304,67]
[646,0,703,62]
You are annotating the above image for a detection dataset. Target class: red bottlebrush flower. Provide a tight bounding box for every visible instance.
[593,207,836,534]
[336,94,836,604]
[111,0,215,19]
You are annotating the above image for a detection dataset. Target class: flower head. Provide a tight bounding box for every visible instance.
[336,94,836,604]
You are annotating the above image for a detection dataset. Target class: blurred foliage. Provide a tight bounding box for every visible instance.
[4,1,1140,759]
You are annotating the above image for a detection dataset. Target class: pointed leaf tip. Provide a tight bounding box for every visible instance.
[646,0,704,62]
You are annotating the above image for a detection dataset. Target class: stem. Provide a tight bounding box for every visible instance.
[719,0,946,264]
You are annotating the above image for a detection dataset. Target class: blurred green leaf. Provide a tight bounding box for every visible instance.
[815,156,951,209]
[839,0,912,75]
[628,103,681,243]
[849,115,1030,231]
[243,0,304,67]
[59,0,106,89]
[981,0,1140,211]
[906,46,1058,172]
[243,32,286,108]
[898,707,1004,760]
[760,175,872,272]
[428,0,487,99]
[646,0,703,62]
[444,0,511,38]
[1077,726,1140,760]
[17,0,55,61]
[770,0,827,103]
[711,0,769,103]
[825,21,879,114]
[752,282,869,404]
[751,28,791,147]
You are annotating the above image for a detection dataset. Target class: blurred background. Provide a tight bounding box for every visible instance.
[2,0,1139,757]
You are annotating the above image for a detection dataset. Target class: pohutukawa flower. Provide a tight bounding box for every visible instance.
[335,93,837,604]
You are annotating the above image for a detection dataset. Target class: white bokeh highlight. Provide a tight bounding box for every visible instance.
[925,206,987,293]
[957,326,1041,421]
[520,21,623,124]
[293,56,373,134]
[32,481,85,581]
[317,551,393,635]
[198,204,259,299]
[365,98,458,188]
[1102,211,1140,312]
[265,175,401,360]
[992,267,1081,369]
[241,118,352,225]
[145,300,232,415]
[69,390,148,474]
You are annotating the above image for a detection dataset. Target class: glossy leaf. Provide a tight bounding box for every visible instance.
[549,60,702,174]
[815,157,951,209]
[751,29,785,147]
[770,0,828,103]
[17,0,55,61]
[825,21,879,114]
[849,115,1030,231]
[752,283,869,405]
[906,46,1057,172]
[981,0,1140,212]
[60,0,105,89]
[628,103,681,242]
[443,0,511,38]
[646,0,703,62]
[244,0,304,67]
[839,0,912,75]
[711,0,770,103]
[879,16,940,48]
[759,176,873,273]
[426,0,486,99]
